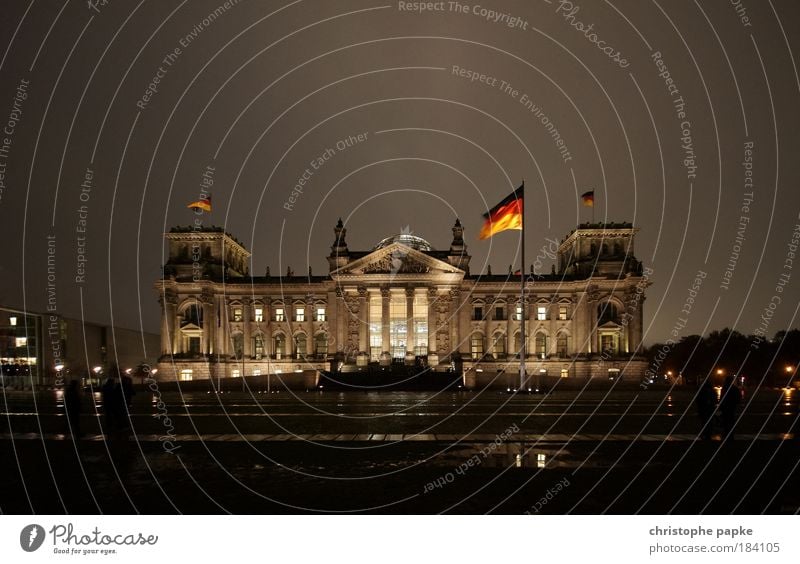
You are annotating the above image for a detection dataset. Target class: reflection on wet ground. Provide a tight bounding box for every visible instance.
[1,389,798,514]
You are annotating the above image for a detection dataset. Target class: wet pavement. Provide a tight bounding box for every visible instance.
[1,388,798,514]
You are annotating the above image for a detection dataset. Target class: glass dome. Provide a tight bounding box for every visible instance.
[373,233,433,251]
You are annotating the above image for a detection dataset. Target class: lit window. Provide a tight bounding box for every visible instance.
[560,368,569,378]
[315,333,328,357]
[295,307,305,322]
[535,334,547,358]
[315,307,326,321]
[470,334,484,360]
[274,308,285,322]
[254,334,264,359]
[537,306,547,320]
[294,334,307,358]
[492,334,506,359]
[232,369,240,378]
[15,337,27,347]
[252,369,261,376]
[232,307,243,322]
[515,306,526,321]
[274,334,286,358]
[557,334,568,357]
[558,306,568,320]
[9,316,17,326]
[179,369,193,381]
[254,307,263,322]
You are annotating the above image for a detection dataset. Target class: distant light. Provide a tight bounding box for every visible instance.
[151,368,158,375]
[666,370,673,376]
[716,368,724,376]
[124,368,132,375]
[54,364,64,372]
[92,366,102,374]
[9,316,17,326]
[785,365,794,374]
[476,368,484,373]
[515,454,523,468]
[537,453,546,468]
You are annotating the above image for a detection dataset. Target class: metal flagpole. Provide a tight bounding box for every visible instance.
[519,181,525,391]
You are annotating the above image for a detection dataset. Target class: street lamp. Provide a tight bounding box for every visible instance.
[716,368,724,376]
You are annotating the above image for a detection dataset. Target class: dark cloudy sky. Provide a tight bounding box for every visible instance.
[1,0,799,346]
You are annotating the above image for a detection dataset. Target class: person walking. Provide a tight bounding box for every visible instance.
[720,375,741,440]
[64,379,82,438]
[100,374,119,434]
[695,380,716,440]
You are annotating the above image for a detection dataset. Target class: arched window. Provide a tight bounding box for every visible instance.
[492,333,506,359]
[294,334,307,359]
[231,333,243,359]
[315,333,328,358]
[597,302,619,324]
[535,334,547,359]
[470,334,484,360]
[556,333,568,357]
[274,334,286,359]
[253,333,264,359]
[182,304,202,326]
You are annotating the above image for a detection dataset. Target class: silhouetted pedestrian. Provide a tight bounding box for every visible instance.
[720,376,741,440]
[695,380,716,440]
[101,375,119,433]
[64,380,82,438]
[120,374,135,431]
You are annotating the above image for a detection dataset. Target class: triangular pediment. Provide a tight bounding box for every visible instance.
[598,320,622,330]
[332,243,463,277]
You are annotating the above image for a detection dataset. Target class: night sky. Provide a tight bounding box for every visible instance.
[1,0,799,346]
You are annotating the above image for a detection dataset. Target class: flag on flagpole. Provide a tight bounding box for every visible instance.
[478,184,524,240]
[580,190,594,207]
[188,195,212,212]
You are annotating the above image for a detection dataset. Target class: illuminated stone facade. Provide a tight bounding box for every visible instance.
[155,221,650,387]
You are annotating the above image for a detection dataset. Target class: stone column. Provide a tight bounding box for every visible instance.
[449,288,461,354]
[242,298,252,358]
[406,288,415,355]
[334,289,344,352]
[483,296,490,357]
[427,288,437,355]
[201,297,214,355]
[215,296,225,356]
[262,297,272,357]
[358,287,368,354]
[172,299,181,354]
[506,301,513,357]
[305,295,313,354]
[160,295,176,356]
[381,287,390,354]
[221,298,231,357]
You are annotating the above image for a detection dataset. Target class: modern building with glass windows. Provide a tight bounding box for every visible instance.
[154,220,650,387]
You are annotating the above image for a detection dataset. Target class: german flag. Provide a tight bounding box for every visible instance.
[478,184,523,240]
[188,195,212,212]
[580,190,594,207]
